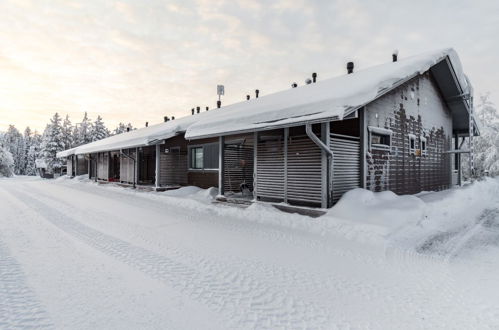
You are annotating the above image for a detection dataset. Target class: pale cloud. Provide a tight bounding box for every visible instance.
[0,0,498,132]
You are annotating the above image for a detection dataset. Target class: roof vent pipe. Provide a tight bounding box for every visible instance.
[246,95,250,100]
[191,108,194,115]
[312,72,317,83]
[127,127,130,132]
[145,122,148,127]
[196,106,200,114]
[255,89,259,98]
[172,116,175,120]
[217,100,221,108]
[164,116,169,122]
[206,106,209,111]
[392,49,399,62]
[291,82,298,88]
[305,78,312,85]
[347,62,354,74]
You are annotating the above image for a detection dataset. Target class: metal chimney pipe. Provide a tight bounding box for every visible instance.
[392,50,399,62]
[206,106,209,111]
[312,72,317,83]
[191,108,194,115]
[255,89,259,98]
[196,106,200,114]
[145,122,148,127]
[347,62,354,74]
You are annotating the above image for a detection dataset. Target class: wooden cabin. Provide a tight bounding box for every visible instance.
[185,48,479,208]
[56,48,478,209]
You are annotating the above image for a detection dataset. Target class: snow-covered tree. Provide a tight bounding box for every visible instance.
[466,93,499,177]
[113,122,134,135]
[62,114,74,150]
[0,144,14,177]
[90,115,110,141]
[25,129,41,176]
[73,112,92,146]
[3,125,24,175]
[40,113,65,173]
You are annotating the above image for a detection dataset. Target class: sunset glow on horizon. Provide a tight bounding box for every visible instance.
[1,0,498,133]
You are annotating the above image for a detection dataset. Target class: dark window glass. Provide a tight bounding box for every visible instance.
[371,133,390,146]
[190,147,203,169]
[189,144,219,169]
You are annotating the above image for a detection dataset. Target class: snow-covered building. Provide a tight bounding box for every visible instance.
[57,48,478,208]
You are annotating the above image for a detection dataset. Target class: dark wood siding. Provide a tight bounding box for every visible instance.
[223,133,254,194]
[187,136,219,188]
[97,152,109,181]
[187,171,218,189]
[76,155,88,175]
[120,149,136,183]
[365,72,452,194]
[159,135,188,186]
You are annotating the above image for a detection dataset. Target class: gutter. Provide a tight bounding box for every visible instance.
[305,123,333,207]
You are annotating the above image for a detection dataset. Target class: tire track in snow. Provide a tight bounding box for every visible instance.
[7,185,331,328]
[31,179,426,327]
[0,238,53,329]
[45,179,376,267]
[28,182,404,328]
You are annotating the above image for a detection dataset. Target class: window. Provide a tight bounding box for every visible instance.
[368,126,392,151]
[189,143,219,170]
[408,134,416,155]
[421,136,427,156]
[371,133,390,146]
[190,147,203,169]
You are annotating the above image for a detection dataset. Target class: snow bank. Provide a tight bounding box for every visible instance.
[185,48,468,139]
[329,189,425,229]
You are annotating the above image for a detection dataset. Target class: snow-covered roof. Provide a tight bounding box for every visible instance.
[185,48,468,139]
[56,48,470,156]
[63,110,211,156]
[56,147,77,158]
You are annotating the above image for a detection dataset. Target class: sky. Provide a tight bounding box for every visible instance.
[0,0,498,133]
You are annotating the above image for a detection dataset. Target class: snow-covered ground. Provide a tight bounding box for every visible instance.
[1,176,499,329]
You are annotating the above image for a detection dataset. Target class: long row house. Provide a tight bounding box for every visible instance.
[57,48,479,208]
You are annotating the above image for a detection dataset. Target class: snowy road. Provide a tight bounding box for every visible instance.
[1,177,499,329]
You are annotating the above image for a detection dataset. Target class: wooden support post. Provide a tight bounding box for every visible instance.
[155,144,161,189]
[74,155,78,177]
[360,107,367,189]
[135,147,139,188]
[253,131,258,200]
[218,136,225,195]
[284,127,288,204]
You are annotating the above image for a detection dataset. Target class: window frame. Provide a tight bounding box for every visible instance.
[408,134,417,155]
[368,126,392,151]
[188,143,219,171]
[420,136,427,156]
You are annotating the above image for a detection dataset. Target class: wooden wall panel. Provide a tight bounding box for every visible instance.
[365,72,452,194]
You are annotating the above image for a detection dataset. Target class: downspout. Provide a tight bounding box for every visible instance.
[120,150,136,188]
[306,123,333,208]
